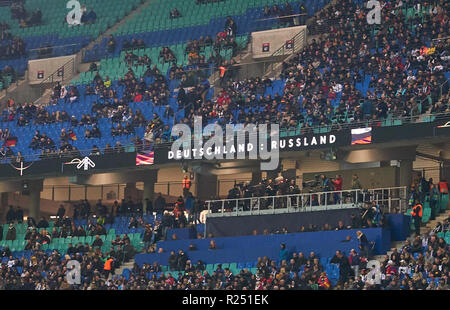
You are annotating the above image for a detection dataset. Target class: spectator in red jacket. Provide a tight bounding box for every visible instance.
[386,260,398,276]
[318,272,331,289]
[134,92,143,102]
[331,174,343,204]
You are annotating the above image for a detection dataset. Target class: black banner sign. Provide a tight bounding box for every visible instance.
[0,152,137,180]
[154,130,352,165]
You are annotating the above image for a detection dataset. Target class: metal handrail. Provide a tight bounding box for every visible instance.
[0,142,143,164]
[271,27,306,58]
[38,57,75,85]
[27,43,80,55]
[254,13,308,22]
[205,186,408,217]
[1,107,448,164]
[34,57,77,101]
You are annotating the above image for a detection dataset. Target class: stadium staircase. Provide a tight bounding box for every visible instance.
[420,210,450,235]
[374,200,449,265]
[113,259,136,280]
[76,0,154,66]
[1,0,153,107]
[261,0,337,79]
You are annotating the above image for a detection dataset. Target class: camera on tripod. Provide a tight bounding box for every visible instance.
[302,175,321,192]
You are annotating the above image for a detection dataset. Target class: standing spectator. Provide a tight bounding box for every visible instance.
[356,230,370,259]
[5,224,16,240]
[57,204,66,219]
[103,256,114,279]
[144,198,153,215]
[331,174,343,204]
[351,174,362,202]
[182,175,191,198]
[6,206,16,223]
[349,249,361,280]
[176,250,188,271]
[438,179,448,194]
[143,225,153,251]
[429,184,439,220]
[15,207,23,223]
[280,243,288,262]
[330,250,352,284]
[168,251,178,271]
[154,193,166,216]
[37,217,49,229]
[410,199,423,236]
[190,198,202,225]
[224,16,236,37]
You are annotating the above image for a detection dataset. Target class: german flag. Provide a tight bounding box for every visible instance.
[351,128,372,145]
[136,151,154,166]
[69,132,77,141]
[4,136,18,147]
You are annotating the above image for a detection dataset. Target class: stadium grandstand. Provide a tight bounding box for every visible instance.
[0,0,448,292]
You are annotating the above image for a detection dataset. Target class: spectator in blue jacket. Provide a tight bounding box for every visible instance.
[349,249,361,280]
[280,243,288,262]
[357,230,370,259]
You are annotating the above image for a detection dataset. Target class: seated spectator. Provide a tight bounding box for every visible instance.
[82,8,97,24]
[170,8,181,19]
[37,217,49,229]
[107,35,116,53]
[208,240,217,250]
[5,224,16,240]
[92,235,103,247]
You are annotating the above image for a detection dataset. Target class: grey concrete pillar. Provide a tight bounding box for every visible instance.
[143,181,155,213]
[399,160,413,188]
[196,174,218,200]
[440,161,450,182]
[29,186,40,220]
[251,171,262,185]
[124,182,138,201]
[0,193,8,223]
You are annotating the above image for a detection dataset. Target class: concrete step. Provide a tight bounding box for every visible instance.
[111,259,135,280]
[420,210,449,234]
[376,208,449,265]
[79,0,152,56]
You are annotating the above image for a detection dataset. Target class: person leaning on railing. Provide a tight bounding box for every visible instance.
[351,174,363,203]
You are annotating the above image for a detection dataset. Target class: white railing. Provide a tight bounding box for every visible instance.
[205,186,408,217]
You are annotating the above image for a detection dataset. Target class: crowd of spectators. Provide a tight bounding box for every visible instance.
[19,8,42,28]
[284,0,448,123]
[0,28,26,60]
[264,2,309,26]
[176,0,449,137]
[0,65,17,86]
[0,181,447,289]
[80,8,97,25]
[54,218,448,290]
[1,0,449,166]
[122,37,146,51]
[10,0,27,20]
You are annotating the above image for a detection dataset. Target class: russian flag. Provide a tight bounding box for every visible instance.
[351,128,372,145]
[136,151,154,166]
